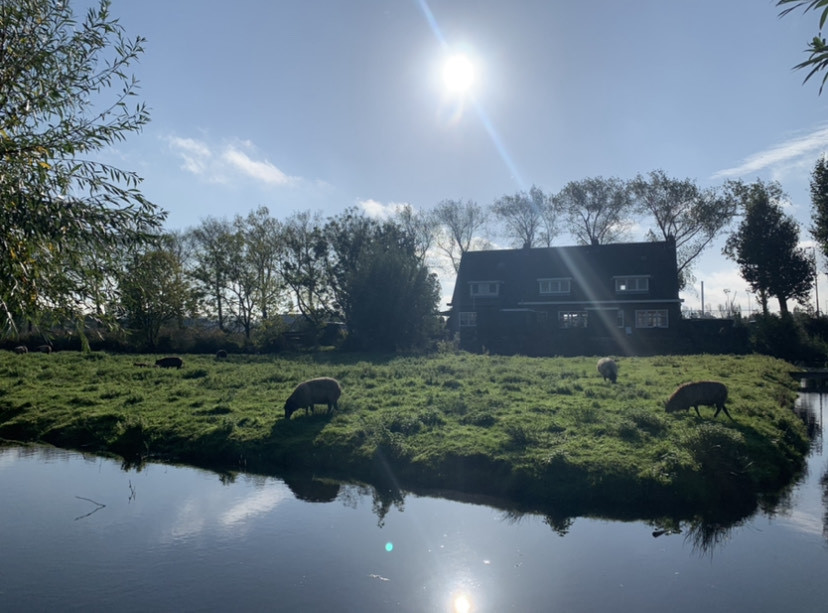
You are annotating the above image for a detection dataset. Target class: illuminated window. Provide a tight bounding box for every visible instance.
[615,276,649,293]
[538,278,571,295]
[635,309,668,328]
[559,311,588,328]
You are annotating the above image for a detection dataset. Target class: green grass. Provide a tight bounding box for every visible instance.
[0,350,809,520]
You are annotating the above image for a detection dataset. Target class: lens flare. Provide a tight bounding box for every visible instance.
[453,593,472,613]
[443,54,475,94]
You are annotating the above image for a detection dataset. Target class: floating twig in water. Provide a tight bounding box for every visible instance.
[74,496,106,521]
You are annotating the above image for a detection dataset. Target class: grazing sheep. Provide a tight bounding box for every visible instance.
[597,357,618,383]
[14,346,27,354]
[155,356,184,369]
[216,349,228,359]
[665,381,732,420]
[36,344,52,354]
[284,377,342,420]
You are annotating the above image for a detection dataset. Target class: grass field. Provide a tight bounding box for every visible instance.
[0,350,810,521]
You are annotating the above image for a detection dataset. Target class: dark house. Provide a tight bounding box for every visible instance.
[447,239,682,356]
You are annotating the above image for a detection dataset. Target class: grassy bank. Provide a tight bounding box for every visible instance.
[0,351,809,520]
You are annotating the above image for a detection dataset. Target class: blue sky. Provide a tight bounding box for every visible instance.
[97,0,828,313]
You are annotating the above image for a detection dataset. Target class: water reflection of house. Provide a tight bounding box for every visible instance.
[447,239,682,356]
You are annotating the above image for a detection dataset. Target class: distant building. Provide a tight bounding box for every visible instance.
[447,239,682,356]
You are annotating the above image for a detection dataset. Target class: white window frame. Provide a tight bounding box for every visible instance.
[615,276,649,293]
[459,311,477,327]
[538,277,572,295]
[559,311,588,329]
[470,281,500,297]
[635,309,668,329]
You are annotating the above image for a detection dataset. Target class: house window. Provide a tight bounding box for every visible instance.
[559,311,588,328]
[470,282,499,297]
[635,309,668,328]
[616,310,625,328]
[459,312,477,327]
[615,276,649,293]
[539,277,571,295]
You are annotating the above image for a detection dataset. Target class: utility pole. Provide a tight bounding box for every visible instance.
[810,247,820,316]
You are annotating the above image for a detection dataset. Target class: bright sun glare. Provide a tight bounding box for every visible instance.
[442,53,475,94]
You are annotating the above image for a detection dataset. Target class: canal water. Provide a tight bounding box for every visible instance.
[1,394,827,612]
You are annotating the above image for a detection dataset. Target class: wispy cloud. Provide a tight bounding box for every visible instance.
[358,198,409,219]
[165,135,298,186]
[222,143,294,186]
[712,124,828,180]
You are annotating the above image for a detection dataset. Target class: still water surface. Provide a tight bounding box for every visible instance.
[2,395,828,612]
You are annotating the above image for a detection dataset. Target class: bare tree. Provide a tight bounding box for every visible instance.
[554,177,633,245]
[394,203,438,265]
[281,210,333,326]
[189,217,235,331]
[433,199,490,272]
[491,185,556,249]
[629,170,738,289]
[237,206,284,322]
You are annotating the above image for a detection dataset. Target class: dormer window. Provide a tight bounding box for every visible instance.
[539,277,571,295]
[469,281,500,297]
[615,276,649,294]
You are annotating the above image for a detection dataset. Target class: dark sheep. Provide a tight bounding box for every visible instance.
[155,356,183,369]
[284,377,342,420]
[597,357,618,383]
[14,346,28,354]
[665,381,732,420]
[216,349,228,359]
[37,344,52,354]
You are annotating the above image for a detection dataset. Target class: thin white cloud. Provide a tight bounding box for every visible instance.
[712,124,828,179]
[222,145,294,186]
[167,136,212,175]
[358,198,409,219]
[166,135,298,187]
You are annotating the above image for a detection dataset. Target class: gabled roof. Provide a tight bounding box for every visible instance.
[450,240,679,307]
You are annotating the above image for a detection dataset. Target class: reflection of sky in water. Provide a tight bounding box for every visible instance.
[3,398,828,613]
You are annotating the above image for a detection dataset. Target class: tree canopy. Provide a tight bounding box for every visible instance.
[0,0,165,333]
[629,170,737,290]
[778,0,828,92]
[810,156,828,260]
[491,185,556,249]
[554,176,633,245]
[724,180,813,314]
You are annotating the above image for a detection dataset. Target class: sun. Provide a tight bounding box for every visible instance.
[442,53,475,95]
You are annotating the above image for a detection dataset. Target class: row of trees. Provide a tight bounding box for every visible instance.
[114,207,440,351]
[434,171,739,291]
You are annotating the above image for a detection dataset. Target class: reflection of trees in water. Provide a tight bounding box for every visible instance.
[371,486,405,528]
[794,393,823,453]
[337,484,405,527]
[682,518,740,557]
[822,472,828,541]
[796,393,828,541]
[283,473,341,503]
[648,516,741,557]
[499,507,574,536]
